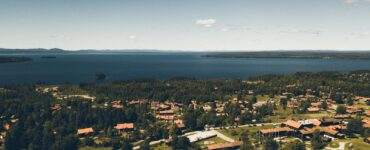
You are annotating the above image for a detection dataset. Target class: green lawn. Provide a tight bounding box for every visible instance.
[217,124,275,140]
[344,138,370,150]
[152,142,171,150]
[328,141,340,148]
[256,95,270,102]
[195,137,227,149]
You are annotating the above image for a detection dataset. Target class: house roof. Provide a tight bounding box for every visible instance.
[174,119,185,128]
[284,120,301,129]
[321,127,338,135]
[307,119,321,126]
[260,127,294,134]
[311,102,322,107]
[334,114,351,119]
[114,123,134,130]
[158,110,174,114]
[77,127,94,135]
[363,118,370,128]
[308,107,320,112]
[3,123,10,130]
[299,127,319,135]
[207,141,242,150]
[156,115,175,120]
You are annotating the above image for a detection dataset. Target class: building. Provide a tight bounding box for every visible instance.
[282,120,302,130]
[307,107,320,113]
[174,119,185,129]
[186,131,217,143]
[259,127,294,137]
[114,123,134,131]
[77,127,94,136]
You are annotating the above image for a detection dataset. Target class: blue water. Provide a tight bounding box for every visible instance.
[1,53,370,84]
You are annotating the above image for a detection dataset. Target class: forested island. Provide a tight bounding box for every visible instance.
[0,56,32,63]
[204,51,370,59]
[1,70,370,150]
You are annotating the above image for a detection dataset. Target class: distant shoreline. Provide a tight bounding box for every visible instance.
[203,51,370,60]
[0,56,33,63]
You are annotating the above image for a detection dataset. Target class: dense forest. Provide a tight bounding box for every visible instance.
[80,70,370,102]
[0,70,369,149]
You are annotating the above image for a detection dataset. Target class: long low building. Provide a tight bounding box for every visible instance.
[186,131,217,143]
[259,127,294,136]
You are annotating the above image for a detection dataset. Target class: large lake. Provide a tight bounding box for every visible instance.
[1,52,370,84]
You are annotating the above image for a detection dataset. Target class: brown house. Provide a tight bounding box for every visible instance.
[114,123,134,131]
[282,120,302,129]
[77,127,94,136]
[259,127,294,137]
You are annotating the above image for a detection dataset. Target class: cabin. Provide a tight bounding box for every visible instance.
[282,120,302,130]
[77,127,94,136]
[50,104,61,111]
[307,107,320,113]
[334,114,351,119]
[362,118,370,129]
[259,127,294,137]
[111,100,123,109]
[366,110,370,117]
[156,115,175,121]
[174,119,185,129]
[311,102,322,108]
[365,137,370,143]
[321,125,346,138]
[346,106,362,114]
[158,110,174,115]
[320,118,341,126]
[3,123,10,131]
[114,123,134,132]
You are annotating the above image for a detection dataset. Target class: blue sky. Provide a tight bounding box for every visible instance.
[0,0,370,51]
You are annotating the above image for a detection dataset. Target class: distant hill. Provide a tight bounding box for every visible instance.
[0,48,68,54]
[0,48,165,54]
[1,48,370,59]
[203,50,370,59]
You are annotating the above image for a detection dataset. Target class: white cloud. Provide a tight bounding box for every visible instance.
[278,28,323,37]
[195,19,216,28]
[342,0,370,5]
[343,0,358,4]
[128,35,136,40]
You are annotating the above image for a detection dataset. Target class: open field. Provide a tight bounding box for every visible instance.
[79,146,112,150]
[195,136,227,149]
[217,124,275,140]
[152,142,171,150]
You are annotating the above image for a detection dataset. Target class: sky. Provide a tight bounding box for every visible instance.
[0,0,370,51]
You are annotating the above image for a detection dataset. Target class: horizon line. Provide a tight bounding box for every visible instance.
[1,47,370,52]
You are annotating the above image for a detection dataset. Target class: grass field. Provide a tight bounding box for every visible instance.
[195,137,227,149]
[152,142,171,150]
[344,138,370,150]
[79,146,112,150]
[217,124,275,140]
